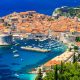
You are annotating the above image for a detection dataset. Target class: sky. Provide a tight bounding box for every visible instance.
[0,0,80,16]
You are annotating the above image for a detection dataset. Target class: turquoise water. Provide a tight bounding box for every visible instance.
[17,74,37,80]
[0,39,67,80]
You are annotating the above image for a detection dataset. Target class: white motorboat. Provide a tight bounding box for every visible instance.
[21,37,23,40]
[13,50,18,53]
[14,54,19,57]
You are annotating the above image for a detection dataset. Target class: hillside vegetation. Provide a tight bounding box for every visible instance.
[52,6,80,18]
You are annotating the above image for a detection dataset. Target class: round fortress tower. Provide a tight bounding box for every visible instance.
[0,34,12,46]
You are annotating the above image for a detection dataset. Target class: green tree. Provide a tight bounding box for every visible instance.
[74,46,80,60]
[60,61,63,74]
[73,52,76,63]
[54,65,58,80]
[43,70,54,80]
[70,76,80,80]
[35,68,43,80]
[74,46,79,51]
[75,37,80,42]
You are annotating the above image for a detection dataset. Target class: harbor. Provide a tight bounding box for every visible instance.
[0,1,80,79]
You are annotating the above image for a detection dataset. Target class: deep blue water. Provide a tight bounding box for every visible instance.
[0,39,67,80]
[0,0,80,16]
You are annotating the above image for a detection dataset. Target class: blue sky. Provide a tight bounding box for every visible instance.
[0,0,80,16]
[0,0,80,9]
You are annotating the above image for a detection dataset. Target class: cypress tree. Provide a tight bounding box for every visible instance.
[35,68,43,80]
[73,52,76,63]
[60,61,63,74]
[54,65,58,80]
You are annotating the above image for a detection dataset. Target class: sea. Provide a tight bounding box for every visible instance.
[0,0,80,17]
[0,38,67,80]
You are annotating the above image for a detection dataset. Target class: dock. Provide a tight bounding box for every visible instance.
[21,46,50,52]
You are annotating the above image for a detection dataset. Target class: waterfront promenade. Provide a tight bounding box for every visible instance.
[52,51,74,62]
[44,51,74,67]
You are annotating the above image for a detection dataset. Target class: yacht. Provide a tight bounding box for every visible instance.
[13,50,18,53]
[15,43,19,46]
[20,37,23,40]
[14,73,19,77]
[14,54,19,57]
